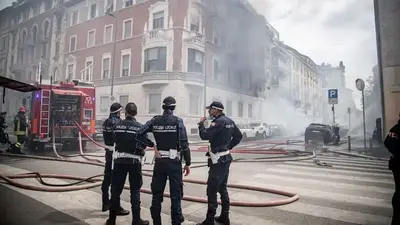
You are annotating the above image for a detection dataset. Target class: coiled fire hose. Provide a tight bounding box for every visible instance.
[0,121,330,207]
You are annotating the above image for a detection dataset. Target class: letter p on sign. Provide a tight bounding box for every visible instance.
[328,89,338,104]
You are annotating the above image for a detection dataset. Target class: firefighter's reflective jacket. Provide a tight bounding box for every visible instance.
[14,113,27,136]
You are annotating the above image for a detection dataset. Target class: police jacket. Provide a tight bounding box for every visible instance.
[14,113,27,136]
[384,119,400,159]
[102,114,120,147]
[137,110,191,166]
[113,116,154,163]
[198,113,242,162]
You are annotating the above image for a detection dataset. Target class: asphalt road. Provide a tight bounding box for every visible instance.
[0,137,394,225]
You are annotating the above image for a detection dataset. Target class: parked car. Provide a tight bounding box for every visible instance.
[93,120,103,140]
[269,124,285,136]
[304,123,339,144]
[249,122,271,139]
[237,124,257,140]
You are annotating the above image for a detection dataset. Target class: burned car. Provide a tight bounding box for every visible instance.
[304,123,340,145]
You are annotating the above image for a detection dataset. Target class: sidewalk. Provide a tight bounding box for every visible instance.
[331,138,391,159]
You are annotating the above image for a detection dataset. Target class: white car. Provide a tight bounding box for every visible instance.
[249,122,271,139]
[237,124,257,139]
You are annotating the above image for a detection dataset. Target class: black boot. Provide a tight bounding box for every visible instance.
[102,200,110,212]
[106,211,117,225]
[196,218,215,225]
[132,218,149,225]
[117,206,130,216]
[215,212,230,225]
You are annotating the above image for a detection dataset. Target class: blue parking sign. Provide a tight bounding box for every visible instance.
[328,89,338,104]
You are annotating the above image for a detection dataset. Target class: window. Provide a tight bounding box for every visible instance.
[55,42,60,56]
[213,59,219,80]
[69,35,76,52]
[100,97,109,112]
[248,103,253,118]
[67,64,74,80]
[213,25,219,45]
[56,16,62,31]
[89,3,97,19]
[188,48,203,74]
[70,11,78,26]
[43,21,50,38]
[105,0,114,12]
[87,30,95,47]
[119,95,129,112]
[148,93,161,114]
[238,102,243,117]
[102,57,110,79]
[190,14,200,32]
[189,94,199,115]
[121,53,130,76]
[104,25,113,43]
[84,109,93,120]
[153,11,164,29]
[123,19,132,39]
[124,0,133,7]
[144,47,167,72]
[32,26,38,42]
[84,60,93,82]
[41,43,47,58]
[226,101,232,116]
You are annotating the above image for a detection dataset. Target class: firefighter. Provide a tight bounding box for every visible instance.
[13,106,28,154]
[101,102,129,216]
[0,112,8,152]
[106,102,152,225]
[384,112,400,225]
[136,96,191,225]
[197,101,242,225]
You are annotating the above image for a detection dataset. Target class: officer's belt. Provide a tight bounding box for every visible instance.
[114,152,142,160]
[158,150,178,159]
[208,150,230,157]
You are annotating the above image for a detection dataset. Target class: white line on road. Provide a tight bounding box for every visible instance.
[0,164,197,225]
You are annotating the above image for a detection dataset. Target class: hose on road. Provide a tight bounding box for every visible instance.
[0,122,328,207]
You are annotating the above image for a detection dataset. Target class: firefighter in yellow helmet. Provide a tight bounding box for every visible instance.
[12,106,28,154]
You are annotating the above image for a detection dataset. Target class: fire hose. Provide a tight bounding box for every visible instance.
[0,122,330,207]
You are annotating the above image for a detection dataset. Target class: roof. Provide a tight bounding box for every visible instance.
[0,76,41,92]
[52,89,88,96]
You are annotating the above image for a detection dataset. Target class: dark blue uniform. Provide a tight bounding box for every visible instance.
[101,114,120,208]
[108,116,153,225]
[137,109,191,225]
[385,119,400,225]
[198,113,242,222]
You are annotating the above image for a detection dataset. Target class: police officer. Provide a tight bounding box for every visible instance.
[0,112,7,153]
[106,102,152,225]
[384,112,400,225]
[197,101,242,225]
[136,96,191,225]
[101,102,129,216]
[13,106,28,154]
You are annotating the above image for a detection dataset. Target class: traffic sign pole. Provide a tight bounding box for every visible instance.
[355,78,367,154]
[328,89,338,125]
[332,104,335,124]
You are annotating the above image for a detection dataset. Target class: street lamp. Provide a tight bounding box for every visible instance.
[106,12,117,102]
[355,78,367,153]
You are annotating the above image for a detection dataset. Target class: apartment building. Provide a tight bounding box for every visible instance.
[0,0,62,112]
[61,0,273,132]
[284,45,322,120]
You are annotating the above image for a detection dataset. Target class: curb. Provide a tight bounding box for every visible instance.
[328,149,389,161]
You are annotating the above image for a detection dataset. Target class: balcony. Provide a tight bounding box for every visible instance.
[183,31,205,51]
[142,29,172,46]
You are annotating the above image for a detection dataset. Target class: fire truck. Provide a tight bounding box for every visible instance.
[28,80,96,151]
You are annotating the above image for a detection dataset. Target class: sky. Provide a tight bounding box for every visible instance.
[249,0,378,108]
[0,0,377,108]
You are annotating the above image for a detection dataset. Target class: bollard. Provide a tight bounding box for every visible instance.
[348,136,351,152]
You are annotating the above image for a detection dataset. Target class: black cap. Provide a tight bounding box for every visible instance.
[163,96,176,106]
[205,101,224,111]
[110,102,123,113]
[0,112,6,115]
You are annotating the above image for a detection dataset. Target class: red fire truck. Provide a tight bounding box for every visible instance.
[28,80,96,151]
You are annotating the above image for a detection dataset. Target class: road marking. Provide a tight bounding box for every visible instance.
[265,167,393,184]
[238,179,392,209]
[0,164,197,225]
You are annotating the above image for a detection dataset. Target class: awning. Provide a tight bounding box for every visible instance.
[52,89,88,96]
[0,76,41,92]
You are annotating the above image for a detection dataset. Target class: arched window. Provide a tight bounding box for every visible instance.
[32,25,38,43]
[21,29,27,44]
[43,20,50,38]
[53,67,58,81]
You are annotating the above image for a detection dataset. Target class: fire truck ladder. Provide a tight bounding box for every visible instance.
[39,89,51,137]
